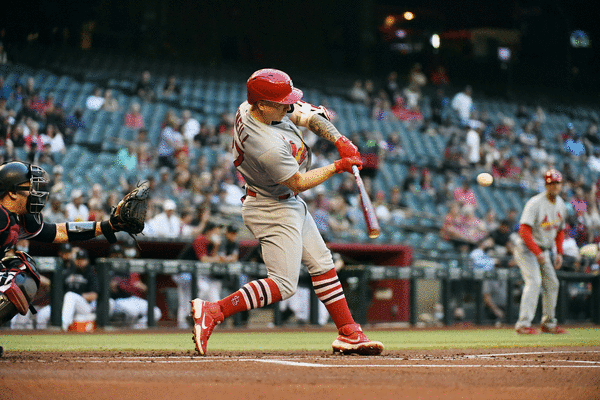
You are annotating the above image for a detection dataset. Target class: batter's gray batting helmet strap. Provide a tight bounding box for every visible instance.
[246,68,303,105]
[0,162,49,223]
[544,169,563,184]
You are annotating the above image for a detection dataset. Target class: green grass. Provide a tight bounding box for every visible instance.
[2,328,599,352]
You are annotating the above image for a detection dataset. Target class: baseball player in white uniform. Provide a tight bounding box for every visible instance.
[191,68,383,355]
[514,169,567,334]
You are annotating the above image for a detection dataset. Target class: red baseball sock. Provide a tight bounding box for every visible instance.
[311,269,355,329]
[218,278,282,319]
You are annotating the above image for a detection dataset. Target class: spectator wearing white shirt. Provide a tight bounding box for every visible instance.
[86,87,105,110]
[144,199,182,238]
[181,109,200,145]
[373,191,391,223]
[65,189,90,222]
[465,122,481,167]
[451,85,473,125]
[588,149,600,173]
[42,123,66,159]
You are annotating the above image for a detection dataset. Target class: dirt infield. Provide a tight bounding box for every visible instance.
[1,346,599,400]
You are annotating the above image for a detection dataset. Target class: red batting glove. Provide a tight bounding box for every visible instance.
[334,156,363,173]
[335,136,360,159]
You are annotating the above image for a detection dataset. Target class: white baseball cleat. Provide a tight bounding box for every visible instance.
[191,299,224,355]
[332,323,384,355]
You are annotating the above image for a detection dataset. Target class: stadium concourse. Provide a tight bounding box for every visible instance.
[1,45,600,327]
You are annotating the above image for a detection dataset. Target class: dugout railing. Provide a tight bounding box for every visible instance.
[34,257,600,328]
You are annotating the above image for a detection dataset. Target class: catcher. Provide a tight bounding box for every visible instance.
[0,161,149,331]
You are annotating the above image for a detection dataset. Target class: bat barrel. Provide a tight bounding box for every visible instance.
[352,165,381,239]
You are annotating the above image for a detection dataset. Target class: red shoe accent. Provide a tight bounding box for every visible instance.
[332,323,384,355]
[191,299,224,355]
[515,326,539,335]
[541,325,567,334]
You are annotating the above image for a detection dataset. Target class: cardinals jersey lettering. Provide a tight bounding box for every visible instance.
[232,101,311,198]
[519,191,567,249]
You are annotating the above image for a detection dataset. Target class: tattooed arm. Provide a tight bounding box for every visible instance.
[288,101,358,157]
[307,115,342,143]
[288,101,341,143]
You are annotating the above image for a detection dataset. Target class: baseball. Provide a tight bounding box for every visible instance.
[477,172,493,187]
[580,243,599,258]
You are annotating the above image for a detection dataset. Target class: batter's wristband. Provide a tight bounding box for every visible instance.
[100,221,118,243]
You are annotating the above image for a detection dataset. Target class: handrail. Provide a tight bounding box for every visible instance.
[35,257,600,328]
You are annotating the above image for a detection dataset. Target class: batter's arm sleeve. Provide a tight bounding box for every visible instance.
[555,229,564,255]
[519,224,542,256]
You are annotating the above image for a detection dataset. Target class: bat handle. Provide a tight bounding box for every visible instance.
[351,165,360,178]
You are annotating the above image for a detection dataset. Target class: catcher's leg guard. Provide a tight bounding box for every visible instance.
[0,293,17,326]
[0,253,41,325]
[0,292,18,326]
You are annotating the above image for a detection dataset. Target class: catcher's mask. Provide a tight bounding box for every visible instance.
[0,162,50,223]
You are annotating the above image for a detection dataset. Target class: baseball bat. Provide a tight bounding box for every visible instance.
[352,165,381,239]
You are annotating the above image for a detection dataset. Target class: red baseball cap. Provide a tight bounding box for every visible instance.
[545,169,563,184]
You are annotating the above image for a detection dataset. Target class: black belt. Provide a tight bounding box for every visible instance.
[244,189,294,201]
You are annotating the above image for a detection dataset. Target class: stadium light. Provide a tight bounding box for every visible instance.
[430,34,440,49]
[384,15,396,28]
[403,11,414,21]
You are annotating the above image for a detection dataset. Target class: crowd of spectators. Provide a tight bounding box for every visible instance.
[2,58,600,282]
[2,46,600,330]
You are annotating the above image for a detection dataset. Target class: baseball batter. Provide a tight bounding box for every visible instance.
[513,169,567,334]
[191,68,384,355]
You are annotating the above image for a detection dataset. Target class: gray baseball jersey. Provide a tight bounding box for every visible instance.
[233,101,310,197]
[232,101,333,298]
[518,192,567,250]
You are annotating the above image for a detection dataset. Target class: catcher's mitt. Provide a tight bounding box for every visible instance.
[109,181,149,240]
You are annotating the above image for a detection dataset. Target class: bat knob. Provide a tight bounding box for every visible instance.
[368,229,380,239]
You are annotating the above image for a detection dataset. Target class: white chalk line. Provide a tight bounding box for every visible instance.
[25,349,600,368]
[465,350,600,358]
[35,359,600,368]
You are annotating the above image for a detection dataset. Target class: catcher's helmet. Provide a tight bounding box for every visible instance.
[0,162,49,222]
[544,169,563,184]
[246,69,303,105]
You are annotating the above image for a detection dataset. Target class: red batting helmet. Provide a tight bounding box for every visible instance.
[544,169,563,184]
[246,69,303,105]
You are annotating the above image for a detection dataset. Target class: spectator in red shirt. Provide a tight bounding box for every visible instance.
[430,65,450,87]
[453,180,477,208]
[124,102,144,129]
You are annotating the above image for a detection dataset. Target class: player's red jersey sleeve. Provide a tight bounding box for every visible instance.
[519,224,542,256]
[555,229,564,255]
